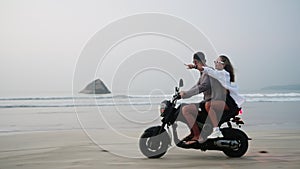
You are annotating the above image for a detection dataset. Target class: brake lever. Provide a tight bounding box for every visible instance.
[173,93,181,100]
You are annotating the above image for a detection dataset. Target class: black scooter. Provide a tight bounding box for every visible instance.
[139,79,250,158]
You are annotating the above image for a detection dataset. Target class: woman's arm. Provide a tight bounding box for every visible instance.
[200,67,230,87]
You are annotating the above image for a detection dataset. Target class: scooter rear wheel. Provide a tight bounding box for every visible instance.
[221,128,249,158]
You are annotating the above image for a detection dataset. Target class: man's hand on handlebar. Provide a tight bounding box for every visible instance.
[179,91,185,99]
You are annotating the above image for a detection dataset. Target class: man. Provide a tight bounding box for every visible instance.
[179,51,211,143]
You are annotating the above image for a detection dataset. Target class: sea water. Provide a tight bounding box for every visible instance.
[0,91,300,134]
[1,92,300,109]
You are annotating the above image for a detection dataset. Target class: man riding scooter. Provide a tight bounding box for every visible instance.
[179,51,212,143]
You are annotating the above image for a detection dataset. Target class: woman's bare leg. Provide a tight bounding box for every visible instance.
[205,101,228,127]
[205,100,229,138]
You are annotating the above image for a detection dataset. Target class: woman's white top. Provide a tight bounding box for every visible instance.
[202,67,245,107]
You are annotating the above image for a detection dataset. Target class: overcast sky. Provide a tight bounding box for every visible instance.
[1,0,300,96]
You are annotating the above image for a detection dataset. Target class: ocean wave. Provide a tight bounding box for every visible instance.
[245,98,300,102]
[0,94,171,101]
[0,102,162,109]
[242,93,300,97]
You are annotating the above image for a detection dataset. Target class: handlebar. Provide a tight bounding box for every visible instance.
[173,92,181,101]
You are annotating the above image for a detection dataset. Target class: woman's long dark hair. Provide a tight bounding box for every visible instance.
[220,55,235,82]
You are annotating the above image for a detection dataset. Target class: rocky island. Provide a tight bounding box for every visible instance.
[80,79,111,94]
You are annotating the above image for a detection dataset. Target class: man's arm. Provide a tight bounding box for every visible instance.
[181,73,210,99]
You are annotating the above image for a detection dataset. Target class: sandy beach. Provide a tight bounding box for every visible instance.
[0,102,300,169]
[2,0,300,168]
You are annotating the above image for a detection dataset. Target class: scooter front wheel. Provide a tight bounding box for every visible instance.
[139,129,170,158]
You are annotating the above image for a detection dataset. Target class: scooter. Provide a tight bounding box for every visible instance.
[139,79,250,158]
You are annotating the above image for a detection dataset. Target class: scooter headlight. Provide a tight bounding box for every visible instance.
[160,102,167,114]
[160,100,169,117]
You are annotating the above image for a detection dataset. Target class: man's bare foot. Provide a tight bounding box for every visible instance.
[184,137,205,145]
[181,133,194,142]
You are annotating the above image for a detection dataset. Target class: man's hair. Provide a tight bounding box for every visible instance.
[193,52,206,64]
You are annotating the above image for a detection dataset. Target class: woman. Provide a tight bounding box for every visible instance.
[185,55,245,145]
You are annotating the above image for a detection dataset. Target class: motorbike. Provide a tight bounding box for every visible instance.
[139,79,251,158]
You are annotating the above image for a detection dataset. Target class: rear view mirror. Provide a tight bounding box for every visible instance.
[179,79,184,87]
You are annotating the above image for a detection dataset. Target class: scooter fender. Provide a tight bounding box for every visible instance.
[143,126,171,145]
[144,126,167,135]
[221,128,250,140]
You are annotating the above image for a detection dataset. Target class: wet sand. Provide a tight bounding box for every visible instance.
[0,102,300,168]
[0,129,299,169]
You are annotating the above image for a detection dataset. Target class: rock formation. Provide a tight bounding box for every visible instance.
[80,79,111,94]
